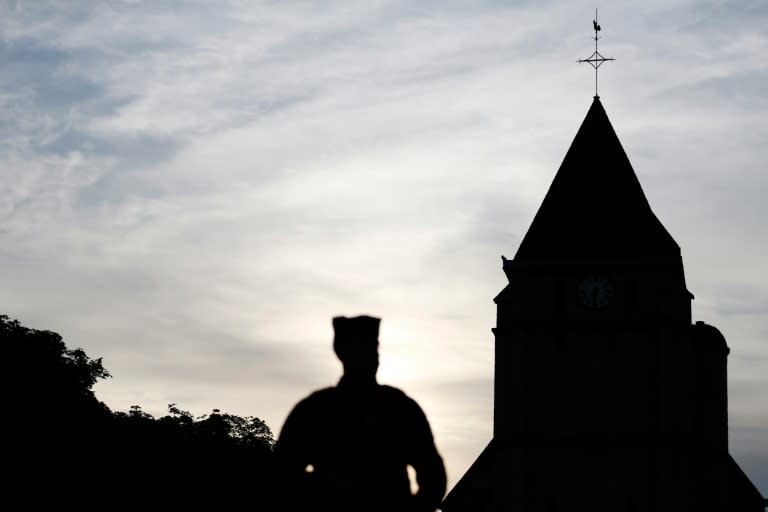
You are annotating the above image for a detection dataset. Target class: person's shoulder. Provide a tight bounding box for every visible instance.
[378,384,421,407]
[290,387,337,412]
[306,386,337,398]
[302,386,338,402]
[378,384,408,397]
[378,385,435,435]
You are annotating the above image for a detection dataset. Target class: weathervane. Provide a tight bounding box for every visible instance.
[578,9,615,98]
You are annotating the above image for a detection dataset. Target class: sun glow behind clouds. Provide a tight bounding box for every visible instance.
[377,320,424,387]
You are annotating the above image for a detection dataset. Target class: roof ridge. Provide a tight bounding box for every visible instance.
[513,98,679,262]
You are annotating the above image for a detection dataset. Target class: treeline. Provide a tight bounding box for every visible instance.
[3,314,275,511]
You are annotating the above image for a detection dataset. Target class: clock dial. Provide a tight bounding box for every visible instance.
[578,274,614,309]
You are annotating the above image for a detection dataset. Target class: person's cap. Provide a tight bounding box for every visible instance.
[332,315,380,355]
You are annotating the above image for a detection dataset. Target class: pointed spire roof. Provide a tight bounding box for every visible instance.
[514,97,680,262]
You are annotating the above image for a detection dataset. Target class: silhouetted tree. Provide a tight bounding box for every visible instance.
[3,314,113,511]
[110,404,274,510]
[3,314,275,511]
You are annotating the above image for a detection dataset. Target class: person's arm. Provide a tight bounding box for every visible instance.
[274,402,309,468]
[406,399,447,512]
[271,400,314,512]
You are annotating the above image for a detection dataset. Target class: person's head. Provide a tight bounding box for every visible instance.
[332,315,380,379]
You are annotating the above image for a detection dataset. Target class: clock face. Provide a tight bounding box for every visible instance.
[578,274,615,309]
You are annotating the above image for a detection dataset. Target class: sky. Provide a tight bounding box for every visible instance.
[1,0,766,497]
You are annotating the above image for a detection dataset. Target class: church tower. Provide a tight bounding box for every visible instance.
[440,96,765,512]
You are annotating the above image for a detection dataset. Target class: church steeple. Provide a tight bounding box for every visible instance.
[442,93,765,512]
[514,97,680,263]
[442,15,765,510]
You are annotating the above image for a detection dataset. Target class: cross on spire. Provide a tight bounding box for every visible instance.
[578,8,615,98]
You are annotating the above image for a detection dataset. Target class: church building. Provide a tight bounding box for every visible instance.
[439,96,766,512]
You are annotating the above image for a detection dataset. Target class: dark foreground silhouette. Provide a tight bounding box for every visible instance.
[273,315,447,512]
[440,95,767,512]
[3,314,274,511]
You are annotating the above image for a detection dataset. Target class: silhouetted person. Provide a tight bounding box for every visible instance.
[273,315,446,512]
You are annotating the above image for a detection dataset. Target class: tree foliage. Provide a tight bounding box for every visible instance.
[4,314,114,509]
[3,314,111,404]
[111,404,275,509]
[3,314,275,511]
